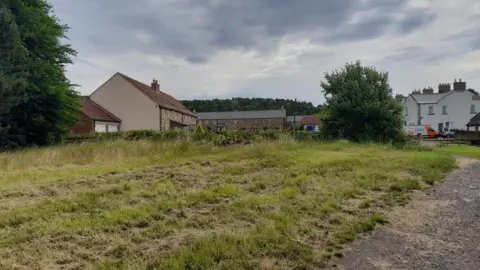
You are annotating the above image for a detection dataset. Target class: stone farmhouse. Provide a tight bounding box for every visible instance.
[401,79,480,131]
[196,109,287,131]
[71,72,196,133]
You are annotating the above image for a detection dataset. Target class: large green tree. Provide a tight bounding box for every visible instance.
[0,5,28,147]
[4,0,79,147]
[320,61,403,142]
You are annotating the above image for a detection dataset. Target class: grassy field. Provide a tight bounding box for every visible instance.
[434,144,480,158]
[0,140,456,269]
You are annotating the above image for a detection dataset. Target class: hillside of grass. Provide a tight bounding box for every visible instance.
[0,140,456,269]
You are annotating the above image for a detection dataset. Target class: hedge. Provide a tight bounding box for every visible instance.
[65,128,323,145]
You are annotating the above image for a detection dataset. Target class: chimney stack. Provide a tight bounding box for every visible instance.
[422,87,434,94]
[151,79,160,92]
[438,83,451,93]
[453,78,466,91]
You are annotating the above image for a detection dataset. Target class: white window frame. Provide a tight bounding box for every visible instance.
[471,104,476,114]
[428,105,434,115]
[442,105,447,115]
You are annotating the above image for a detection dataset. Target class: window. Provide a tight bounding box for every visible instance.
[95,124,106,133]
[107,125,119,132]
[471,104,476,114]
[445,122,450,131]
[442,105,447,115]
[404,107,408,116]
[428,106,434,115]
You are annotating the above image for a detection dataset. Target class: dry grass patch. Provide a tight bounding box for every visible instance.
[0,140,456,269]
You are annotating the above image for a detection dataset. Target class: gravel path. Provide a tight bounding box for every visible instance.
[337,157,480,270]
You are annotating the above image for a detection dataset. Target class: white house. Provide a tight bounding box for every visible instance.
[402,79,480,131]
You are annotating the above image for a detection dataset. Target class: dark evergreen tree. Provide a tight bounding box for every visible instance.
[5,0,80,146]
[0,6,28,148]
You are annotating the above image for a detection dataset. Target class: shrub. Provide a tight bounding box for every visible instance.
[65,129,325,146]
[192,125,207,141]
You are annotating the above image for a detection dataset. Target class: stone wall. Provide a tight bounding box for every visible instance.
[198,118,285,131]
[160,108,197,130]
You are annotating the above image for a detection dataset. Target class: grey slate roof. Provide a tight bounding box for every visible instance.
[467,112,480,126]
[286,116,307,123]
[410,92,452,104]
[196,110,286,120]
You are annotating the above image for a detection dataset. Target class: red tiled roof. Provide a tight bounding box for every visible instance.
[301,115,320,125]
[81,96,121,122]
[117,73,195,116]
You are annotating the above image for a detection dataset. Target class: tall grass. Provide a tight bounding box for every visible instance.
[0,139,458,269]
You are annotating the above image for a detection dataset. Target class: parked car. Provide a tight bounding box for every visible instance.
[440,130,455,138]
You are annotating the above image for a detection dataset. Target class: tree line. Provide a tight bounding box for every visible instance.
[0,0,79,148]
[181,98,323,116]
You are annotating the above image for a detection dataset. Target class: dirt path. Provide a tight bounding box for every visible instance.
[337,157,480,270]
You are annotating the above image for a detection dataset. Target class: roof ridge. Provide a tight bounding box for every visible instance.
[117,72,195,116]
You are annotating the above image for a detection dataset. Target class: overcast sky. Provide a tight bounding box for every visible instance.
[50,0,480,105]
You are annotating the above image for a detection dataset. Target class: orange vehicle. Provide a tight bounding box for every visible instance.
[403,125,440,138]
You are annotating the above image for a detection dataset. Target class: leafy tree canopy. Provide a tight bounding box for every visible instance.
[0,0,79,148]
[468,88,478,95]
[182,97,322,116]
[320,61,403,142]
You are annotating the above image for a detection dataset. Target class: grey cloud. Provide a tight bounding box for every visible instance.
[383,46,425,62]
[396,8,437,34]
[331,15,393,42]
[52,0,433,63]
[185,56,207,64]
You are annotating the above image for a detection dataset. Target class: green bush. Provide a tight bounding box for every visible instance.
[65,129,327,146]
[193,125,208,141]
[320,61,403,143]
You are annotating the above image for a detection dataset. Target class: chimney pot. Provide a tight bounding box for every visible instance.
[151,79,160,91]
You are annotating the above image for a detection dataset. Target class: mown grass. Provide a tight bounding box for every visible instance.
[434,144,480,158]
[0,139,456,269]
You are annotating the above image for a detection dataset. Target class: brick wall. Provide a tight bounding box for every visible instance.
[70,113,94,134]
[160,108,197,130]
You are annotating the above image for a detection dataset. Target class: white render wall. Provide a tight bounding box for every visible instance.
[403,90,480,130]
[403,95,420,126]
[90,74,160,131]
